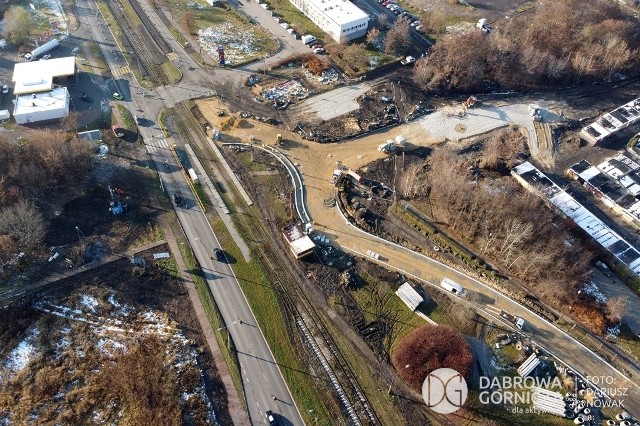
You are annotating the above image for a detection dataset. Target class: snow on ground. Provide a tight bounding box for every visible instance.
[198,24,261,65]
[582,281,608,304]
[79,294,99,312]
[3,327,39,374]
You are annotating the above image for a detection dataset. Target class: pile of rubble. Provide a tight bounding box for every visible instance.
[262,79,309,102]
[198,24,261,64]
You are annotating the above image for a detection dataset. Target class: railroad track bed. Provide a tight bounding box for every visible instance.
[167,102,380,425]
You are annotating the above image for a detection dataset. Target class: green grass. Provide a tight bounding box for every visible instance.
[169,27,190,48]
[87,43,110,73]
[157,258,179,277]
[192,182,212,208]
[161,61,182,84]
[207,213,334,425]
[96,0,127,53]
[176,238,246,406]
[515,1,535,13]
[116,104,135,128]
[119,0,144,26]
[263,0,324,40]
[159,109,170,137]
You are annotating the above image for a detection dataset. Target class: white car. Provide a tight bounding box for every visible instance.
[280,22,290,29]
[1,85,8,94]
[410,20,421,27]
[313,47,325,54]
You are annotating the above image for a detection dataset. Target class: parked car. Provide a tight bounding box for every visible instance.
[393,8,402,15]
[173,194,183,207]
[313,47,325,54]
[311,44,323,49]
[290,31,299,39]
[410,20,421,27]
[1,85,9,94]
[113,92,123,100]
[287,27,295,34]
[280,22,290,29]
[415,25,424,32]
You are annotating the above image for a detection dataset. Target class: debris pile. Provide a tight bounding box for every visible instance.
[262,80,309,102]
[198,24,260,64]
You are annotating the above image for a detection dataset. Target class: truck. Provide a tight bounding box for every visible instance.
[301,34,316,45]
[400,55,415,65]
[500,310,525,330]
[25,39,59,61]
[441,277,463,295]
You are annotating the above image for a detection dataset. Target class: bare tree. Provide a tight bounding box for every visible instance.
[377,14,389,30]
[3,6,35,46]
[181,11,197,35]
[366,28,380,47]
[0,200,47,251]
[606,296,627,324]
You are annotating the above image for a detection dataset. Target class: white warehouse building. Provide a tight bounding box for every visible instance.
[13,88,70,124]
[288,0,369,42]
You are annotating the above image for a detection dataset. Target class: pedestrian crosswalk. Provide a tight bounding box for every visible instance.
[145,138,169,154]
[166,52,178,61]
[112,65,131,77]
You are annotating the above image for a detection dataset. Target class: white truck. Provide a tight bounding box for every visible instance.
[400,55,415,65]
[500,310,525,330]
[441,277,463,295]
[25,39,59,61]
[301,34,316,45]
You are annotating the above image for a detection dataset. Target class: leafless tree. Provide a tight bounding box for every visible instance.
[606,296,627,324]
[366,28,381,47]
[181,11,197,35]
[3,6,35,46]
[0,200,47,251]
[377,14,389,30]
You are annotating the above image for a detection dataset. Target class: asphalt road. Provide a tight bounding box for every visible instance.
[75,0,304,424]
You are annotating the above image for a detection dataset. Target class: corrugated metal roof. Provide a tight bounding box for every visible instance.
[395,282,423,311]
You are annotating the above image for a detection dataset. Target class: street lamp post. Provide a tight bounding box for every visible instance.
[556,289,582,324]
[218,320,239,348]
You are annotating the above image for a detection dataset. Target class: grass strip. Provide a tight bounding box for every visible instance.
[177,237,246,407]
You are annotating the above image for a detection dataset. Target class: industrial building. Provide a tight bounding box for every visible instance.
[288,0,369,42]
[13,88,70,124]
[512,162,640,276]
[580,96,640,145]
[567,153,640,226]
[10,57,76,124]
[282,223,316,259]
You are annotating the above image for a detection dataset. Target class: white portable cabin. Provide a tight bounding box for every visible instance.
[441,277,463,295]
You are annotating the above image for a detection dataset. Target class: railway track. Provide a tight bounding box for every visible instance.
[163,98,380,424]
[105,0,166,83]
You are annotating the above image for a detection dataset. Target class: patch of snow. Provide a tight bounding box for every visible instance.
[4,327,39,372]
[79,294,99,313]
[108,293,120,308]
[582,281,607,304]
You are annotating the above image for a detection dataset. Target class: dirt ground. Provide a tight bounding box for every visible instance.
[416,0,537,22]
[0,250,229,425]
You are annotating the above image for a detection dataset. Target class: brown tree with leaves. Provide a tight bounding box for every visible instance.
[392,324,473,391]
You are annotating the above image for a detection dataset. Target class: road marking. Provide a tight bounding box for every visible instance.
[146,139,169,153]
[112,65,131,77]
[166,52,178,61]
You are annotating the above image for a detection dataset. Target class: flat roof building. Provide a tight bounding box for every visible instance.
[580,96,640,145]
[13,87,70,124]
[288,0,369,42]
[513,162,640,276]
[12,57,76,95]
[282,223,316,259]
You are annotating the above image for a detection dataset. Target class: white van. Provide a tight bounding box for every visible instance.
[441,277,463,295]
